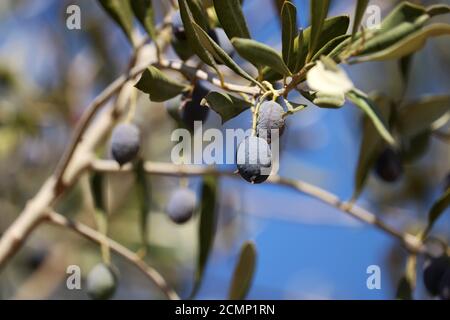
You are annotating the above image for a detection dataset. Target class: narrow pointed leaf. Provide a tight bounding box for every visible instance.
[213,0,251,39]
[192,23,259,85]
[352,94,392,199]
[308,0,330,61]
[346,90,395,146]
[135,66,188,102]
[232,38,291,76]
[281,1,297,70]
[202,91,252,123]
[98,0,134,41]
[312,34,351,61]
[352,0,369,39]
[423,188,450,238]
[179,0,217,68]
[130,0,157,40]
[191,175,219,298]
[134,159,151,247]
[228,241,257,300]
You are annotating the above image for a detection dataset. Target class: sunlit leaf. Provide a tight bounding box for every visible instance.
[228,241,257,300]
[202,91,252,123]
[232,38,291,76]
[135,66,188,102]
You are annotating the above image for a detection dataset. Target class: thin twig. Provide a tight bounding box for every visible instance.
[90,159,427,254]
[45,211,180,300]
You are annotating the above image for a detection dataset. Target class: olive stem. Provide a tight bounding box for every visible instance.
[89,159,443,256]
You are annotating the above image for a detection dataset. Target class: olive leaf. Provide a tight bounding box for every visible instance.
[191,23,259,86]
[134,159,151,248]
[352,94,392,200]
[281,1,298,71]
[352,0,369,39]
[295,15,350,69]
[178,0,217,68]
[213,0,251,39]
[346,90,395,146]
[228,241,257,300]
[202,91,252,124]
[312,34,351,61]
[191,175,219,298]
[354,24,450,62]
[307,0,331,62]
[90,171,106,212]
[396,276,413,300]
[232,38,291,76]
[135,66,188,102]
[398,95,450,138]
[98,0,134,42]
[351,2,450,60]
[423,188,450,238]
[130,0,157,40]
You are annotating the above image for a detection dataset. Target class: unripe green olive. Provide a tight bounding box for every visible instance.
[236,136,272,184]
[86,263,117,300]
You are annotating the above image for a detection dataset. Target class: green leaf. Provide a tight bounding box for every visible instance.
[295,16,350,68]
[130,0,157,40]
[202,91,252,124]
[191,23,259,86]
[313,91,346,109]
[396,254,417,300]
[213,0,251,39]
[191,175,219,298]
[352,0,369,39]
[228,241,257,300]
[308,0,330,61]
[89,172,105,212]
[312,34,351,61]
[352,94,392,199]
[98,0,134,42]
[281,1,298,71]
[179,0,217,68]
[398,95,450,138]
[134,159,151,247]
[354,23,450,62]
[427,4,450,16]
[346,90,395,146]
[423,188,450,238]
[231,38,291,76]
[135,66,187,102]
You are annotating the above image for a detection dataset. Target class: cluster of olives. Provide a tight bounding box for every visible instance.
[86,263,117,300]
[236,100,285,184]
[165,80,210,131]
[110,123,141,166]
[171,11,234,62]
[423,254,450,300]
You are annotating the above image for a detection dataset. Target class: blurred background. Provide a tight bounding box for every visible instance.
[0,0,449,299]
